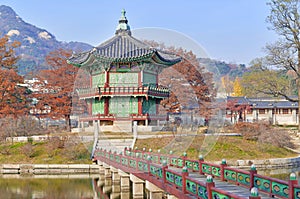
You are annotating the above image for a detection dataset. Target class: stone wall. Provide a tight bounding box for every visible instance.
[230,156,300,169]
[0,164,99,174]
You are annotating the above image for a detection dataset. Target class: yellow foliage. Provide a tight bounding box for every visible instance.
[232,77,243,96]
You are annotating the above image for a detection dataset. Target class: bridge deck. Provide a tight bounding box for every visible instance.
[169,167,274,199]
[94,147,299,198]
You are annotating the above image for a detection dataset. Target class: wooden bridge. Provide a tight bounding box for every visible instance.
[93,147,300,199]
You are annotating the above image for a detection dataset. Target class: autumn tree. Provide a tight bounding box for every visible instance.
[221,75,234,96]
[250,0,300,129]
[226,99,250,123]
[0,35,28,118]
[35,49,79,131]
[232,77,244,97]
[146,41,216,118]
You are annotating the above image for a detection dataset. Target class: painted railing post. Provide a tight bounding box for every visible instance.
[289,173,298,199]
[124,147,127,156]
[148,148,152,161]
[157,149,161,164]
[249,187,261,199]
[182,152,187,168]
[206,175,215,199]
[250,164,257,189]
[182,166,188,194]
[169,150,173,165]
[162,160,168,184]
[199,155,204,175]
[220,159,227,181]
[142,147,146,160]
[147,155,152,176]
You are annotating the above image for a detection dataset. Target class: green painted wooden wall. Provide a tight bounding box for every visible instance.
[142,98,156,115]
[109,73,138,87]
[143,73,157,85]
[109,97,138,117]
[92,98,105,114]
[92,74,105,88]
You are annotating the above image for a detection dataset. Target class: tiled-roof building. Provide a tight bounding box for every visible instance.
[68,10,181,132]
[227,96,298,125]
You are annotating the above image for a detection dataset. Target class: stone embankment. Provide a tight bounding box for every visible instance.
[230,156,300,169]
[0,164,99,174]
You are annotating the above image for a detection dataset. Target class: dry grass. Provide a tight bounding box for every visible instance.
[135,134,297,162]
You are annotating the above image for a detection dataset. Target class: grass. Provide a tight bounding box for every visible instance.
[0,140,91,164]
[134,135,298,162]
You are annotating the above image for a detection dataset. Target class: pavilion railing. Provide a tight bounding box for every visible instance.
[76,85,169,99]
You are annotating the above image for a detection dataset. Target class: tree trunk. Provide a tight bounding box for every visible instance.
[65,115,71,132]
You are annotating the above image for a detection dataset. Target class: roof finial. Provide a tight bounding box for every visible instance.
[115,9,131,35]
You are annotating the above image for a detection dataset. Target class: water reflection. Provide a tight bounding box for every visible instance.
[0,174,98,199]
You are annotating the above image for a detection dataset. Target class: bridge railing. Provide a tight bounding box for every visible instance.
[123,147,300,199]
[94,147,260,199]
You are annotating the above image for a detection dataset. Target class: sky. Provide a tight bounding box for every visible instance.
[1,0,279,65]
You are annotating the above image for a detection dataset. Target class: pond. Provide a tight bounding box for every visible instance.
[0,168,300,199]
[0,174,98,199]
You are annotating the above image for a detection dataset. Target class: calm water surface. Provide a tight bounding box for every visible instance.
[0,175,97,199]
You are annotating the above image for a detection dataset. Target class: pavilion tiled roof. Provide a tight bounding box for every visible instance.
[227,96,298,109]
[68,9,181,67]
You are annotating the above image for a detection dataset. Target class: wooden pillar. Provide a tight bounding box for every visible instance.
[104,70,109,87]
[138,98,143,115]
[130,174,144,199]
[104,98,109,115]
[145,181,164,199]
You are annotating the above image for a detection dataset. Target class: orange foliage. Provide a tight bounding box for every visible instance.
[35,49,80,130]
[0,35,27,118]
[150,43,216,117]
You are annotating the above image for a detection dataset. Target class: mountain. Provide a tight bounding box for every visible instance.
[198,58,248,80]
[0,5,92,75]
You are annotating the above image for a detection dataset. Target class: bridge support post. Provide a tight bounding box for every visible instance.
[110,166,121,198]
[166,194,178,199]
[103,163,112,194]
[130,174,144,199]
[97,161,105,187]
[118,169,130,192]
[145,180,164,199]
[110,166,120,185]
